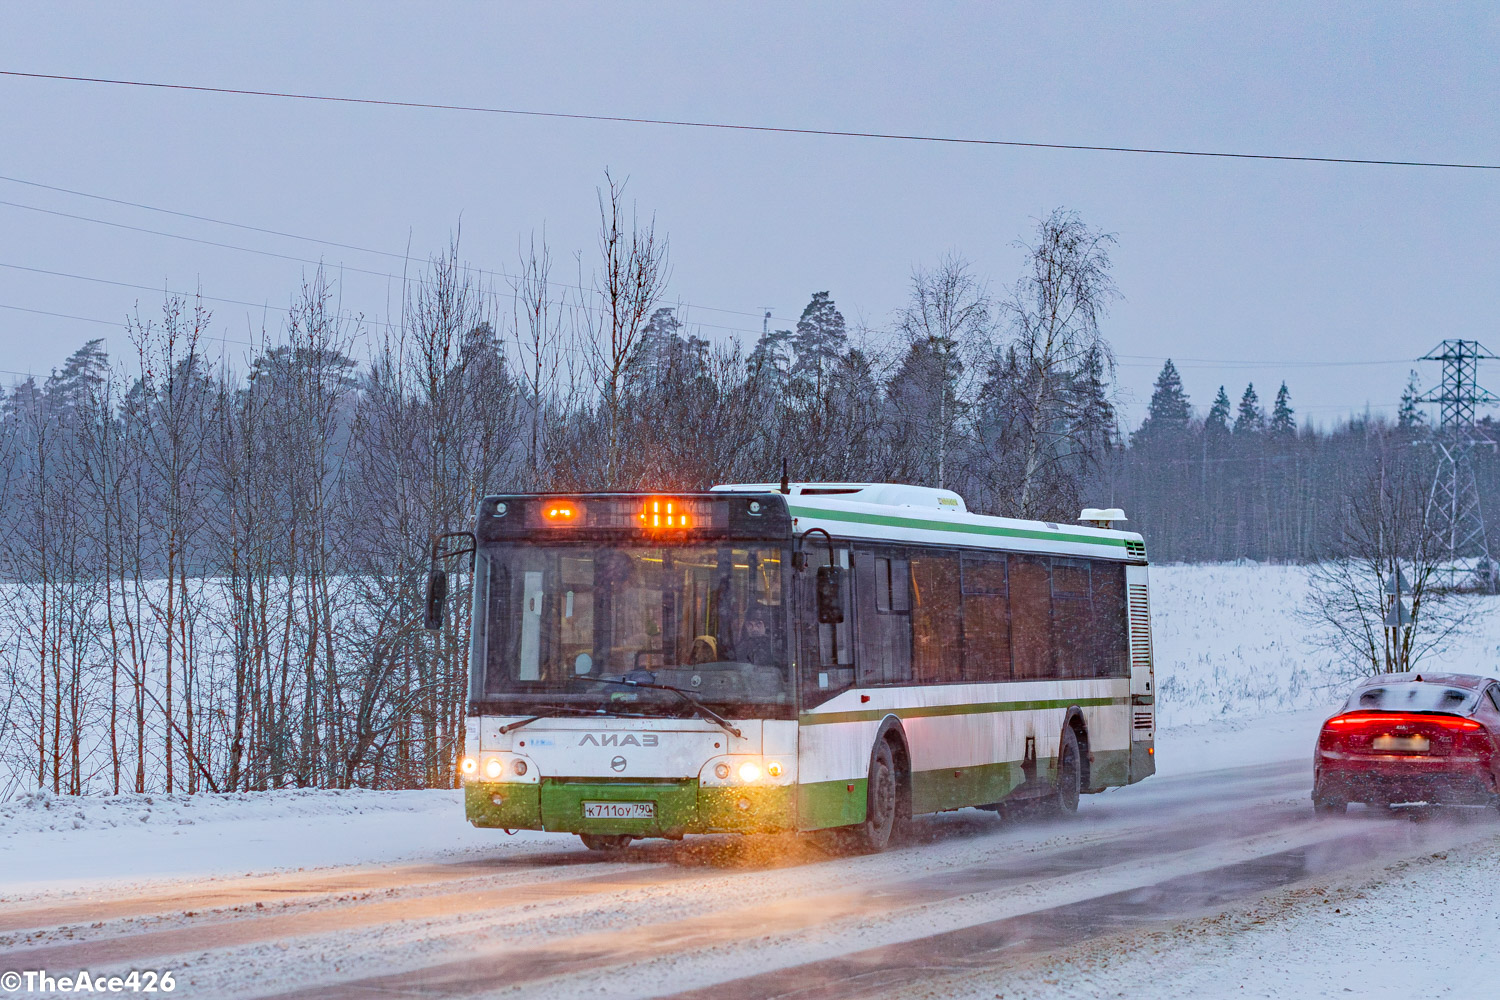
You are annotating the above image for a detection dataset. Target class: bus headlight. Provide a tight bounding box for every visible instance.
[715,762,731,780]
[738,761,762,783]
[485,758,503,779]
[765,760,783,778]
[513,759,528,776]
[460,757,477,776]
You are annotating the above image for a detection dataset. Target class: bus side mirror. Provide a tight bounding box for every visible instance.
[424,569,449,631]
[816,565,845,624]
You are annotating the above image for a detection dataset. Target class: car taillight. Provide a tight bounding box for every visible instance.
[1325,713,1483,730]
[1320,713,1486,752]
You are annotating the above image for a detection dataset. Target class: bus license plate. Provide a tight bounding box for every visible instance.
[583,801,654,819]
[1373,734,1429,753]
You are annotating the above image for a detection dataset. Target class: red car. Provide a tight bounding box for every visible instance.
[1313,671,1500,814]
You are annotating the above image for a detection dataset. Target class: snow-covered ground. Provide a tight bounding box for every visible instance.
[1151,562,1500,728]
[1,563,1497,1000]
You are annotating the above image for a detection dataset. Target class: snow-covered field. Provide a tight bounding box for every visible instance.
[1,563,1497,999]
[1151,562,1500,728]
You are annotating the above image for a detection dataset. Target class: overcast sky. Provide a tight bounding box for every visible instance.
[2,2,1497,429]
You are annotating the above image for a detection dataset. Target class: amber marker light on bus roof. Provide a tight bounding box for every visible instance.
[640,498,691,530]
[544,503,577,522]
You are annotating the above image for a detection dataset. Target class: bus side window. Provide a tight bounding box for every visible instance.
[961,554,1010,682]
[1052,559,1092,679]
[855,548,912,685]
[911,551,962,683]
[1010,556,1054,680]
[810,547,853,668]
[1090,561,1129,678]
[800,546,855,707]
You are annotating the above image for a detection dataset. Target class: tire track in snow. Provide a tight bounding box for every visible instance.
[251,800,1319,999]
[0,850,599,934]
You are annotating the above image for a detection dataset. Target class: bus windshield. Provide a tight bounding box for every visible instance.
[470,543,790,713]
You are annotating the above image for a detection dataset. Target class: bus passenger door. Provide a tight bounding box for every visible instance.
[1125,564,1155,780]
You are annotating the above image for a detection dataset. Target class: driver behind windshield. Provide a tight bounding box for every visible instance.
[736,606,778,668]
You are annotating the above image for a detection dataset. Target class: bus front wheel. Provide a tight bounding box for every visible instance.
[843,738,900,853]
[579,833,633,851]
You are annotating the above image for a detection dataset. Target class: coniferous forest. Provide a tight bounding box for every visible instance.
[0,188,1490,799]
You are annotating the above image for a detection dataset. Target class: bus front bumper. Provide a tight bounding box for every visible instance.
[465,779,798,836]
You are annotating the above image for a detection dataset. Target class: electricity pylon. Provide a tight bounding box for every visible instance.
[1419,340,1497,590]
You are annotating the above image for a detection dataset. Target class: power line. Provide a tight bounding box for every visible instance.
[3,70,1497,171]
[0,172,793,325]
[0,300,257,349]
[0,260,394,332]
[0,198,780,338]
[0,301,117,327]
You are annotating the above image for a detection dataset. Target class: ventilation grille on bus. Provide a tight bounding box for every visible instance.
[1134,711,1154,730]
[1124,539,1147,561]
[1128,583,1152,672]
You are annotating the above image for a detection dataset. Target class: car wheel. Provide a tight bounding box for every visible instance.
[844,738,899,853]
[1054,727,1081,815]
[1312,797,1347,815]
[579,833,633,851]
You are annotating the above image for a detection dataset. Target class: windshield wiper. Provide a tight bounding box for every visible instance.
[497,706,616,735]
[496,704,666,735]
[576,677,744,740]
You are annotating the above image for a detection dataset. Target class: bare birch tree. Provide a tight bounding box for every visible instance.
[895,253,991,489]
[1001,209,1117,517]
[1302,450,1474,680]
[583,171,669,487]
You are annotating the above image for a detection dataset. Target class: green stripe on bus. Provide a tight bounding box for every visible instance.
[799,695,1122,727]
[788,505,1130,549]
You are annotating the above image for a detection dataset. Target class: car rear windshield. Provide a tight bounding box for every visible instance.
[1347,682,1478,714]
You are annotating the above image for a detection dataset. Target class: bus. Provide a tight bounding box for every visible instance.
[433,482,1154,852]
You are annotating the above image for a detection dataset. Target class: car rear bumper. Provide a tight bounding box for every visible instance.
[1315,752,1498,806]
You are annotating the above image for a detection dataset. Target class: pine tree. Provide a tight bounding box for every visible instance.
[789,291,848,396]
[748,327,795,384]
[1135,359,1190,443]
[625,307,703,388]
[1069,344,1117,462]
[1234,383,1264,435]
[1205,385,1231,437]
[1270,382,1296,437]
[1398,370,1426,431]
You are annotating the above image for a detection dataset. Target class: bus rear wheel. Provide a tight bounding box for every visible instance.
[843,738,899,853]
[579,833,633,851]
[1054,727,1081,815]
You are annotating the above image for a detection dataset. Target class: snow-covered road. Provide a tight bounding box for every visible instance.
[3,710,1496,999]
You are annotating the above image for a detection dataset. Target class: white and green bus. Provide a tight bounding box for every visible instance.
[438,483,1154,852]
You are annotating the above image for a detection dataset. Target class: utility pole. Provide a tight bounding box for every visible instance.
[1418,339,1498,591]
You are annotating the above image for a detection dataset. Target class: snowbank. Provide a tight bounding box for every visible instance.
[0,787,556,900]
